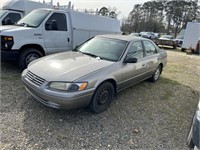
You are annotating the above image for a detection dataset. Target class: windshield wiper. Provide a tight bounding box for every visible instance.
[81,52,100,59]
[16,22,34,27]
[72,47,78,52]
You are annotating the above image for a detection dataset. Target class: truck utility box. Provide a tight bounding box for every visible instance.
[182,22,200,50]
[0,7,121,69]
[0,0,51,25]
[69,10,121,48]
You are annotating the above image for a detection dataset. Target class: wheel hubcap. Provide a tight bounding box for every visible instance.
[154,68,160,80]
[26,54,39,65]
[97,89,109,105]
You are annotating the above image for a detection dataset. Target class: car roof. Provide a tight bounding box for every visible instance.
[96,34,147,42]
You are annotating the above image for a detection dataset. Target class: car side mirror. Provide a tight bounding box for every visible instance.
[123,57,138,63]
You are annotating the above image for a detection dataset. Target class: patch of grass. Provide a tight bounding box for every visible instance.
[161,89,173,100]
[160,77,180,85]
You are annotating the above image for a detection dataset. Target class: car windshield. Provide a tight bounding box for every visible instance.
[16,10,50,27]
[77,37,128,62]
[0,10,7,19]
[146,32,154,35]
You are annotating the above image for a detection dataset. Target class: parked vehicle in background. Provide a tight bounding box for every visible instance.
[174,29,185,47]
[141,32,157,40]
[174,36,184,47]
[182,22,200,51]
[154,33,160,39]
[187,99,200,150]
[0,5,121,69]
[21,35,167,113]
[0,0,51,25]
[129,33,140,37]
[156,35,177,49]
[139,32,146,37]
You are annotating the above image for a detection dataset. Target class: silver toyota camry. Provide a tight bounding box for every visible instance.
[22,35,167,113]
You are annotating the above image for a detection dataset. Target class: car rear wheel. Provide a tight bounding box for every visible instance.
[149,65,161,82]
[18,48,43,70]
[89,82,114,113]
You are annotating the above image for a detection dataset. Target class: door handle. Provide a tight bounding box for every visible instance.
[67,38,70,42]
[142,64,146,67]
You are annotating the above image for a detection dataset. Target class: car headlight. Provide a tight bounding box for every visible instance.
[49,82,88,92]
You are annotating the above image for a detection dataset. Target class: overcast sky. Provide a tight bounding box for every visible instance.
[35,0,149,19]
[53,0,149,19]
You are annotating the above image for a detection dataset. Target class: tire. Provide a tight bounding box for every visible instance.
[187,126,195,149]
[173,45,177,49]
[181,48,186,52]
[89,82,114,113]
[18,48,43,70]
[149,65,161,82]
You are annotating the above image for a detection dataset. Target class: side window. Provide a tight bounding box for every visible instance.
[2,13,21,25]
[143,41,157,56]
[45,13,67,31]
[127,41,144,59]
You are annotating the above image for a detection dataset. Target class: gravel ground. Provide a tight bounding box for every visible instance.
[1,50,200,150]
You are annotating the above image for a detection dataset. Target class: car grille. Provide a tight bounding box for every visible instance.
[26,71,45,86]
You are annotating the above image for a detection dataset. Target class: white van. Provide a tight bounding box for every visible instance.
[1,8,121,69]
[0,0,51,25]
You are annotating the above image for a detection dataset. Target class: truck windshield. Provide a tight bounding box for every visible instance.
[16,10,50,27]
[0,10,7,19]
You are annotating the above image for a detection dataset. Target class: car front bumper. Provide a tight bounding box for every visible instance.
[21,70,95,110]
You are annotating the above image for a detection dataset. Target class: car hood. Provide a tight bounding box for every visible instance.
[28,52,114,82]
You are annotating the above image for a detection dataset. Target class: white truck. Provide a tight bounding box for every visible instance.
[0,0,51,25]
[181,22,200,50]
[1,7,121,69]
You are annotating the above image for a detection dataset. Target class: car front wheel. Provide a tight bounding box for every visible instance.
[89,82,114,113]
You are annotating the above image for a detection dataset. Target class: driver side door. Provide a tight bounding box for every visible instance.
[43,12,72,54]
[119,41,147,90]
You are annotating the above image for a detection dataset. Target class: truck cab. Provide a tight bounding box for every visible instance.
[0,0,52,26]
[0,10,22,25]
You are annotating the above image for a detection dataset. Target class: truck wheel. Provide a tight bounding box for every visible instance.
[173,45,177,49]
[181,48,186,52]
[18,48,43,70]
[89,82,114,113]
